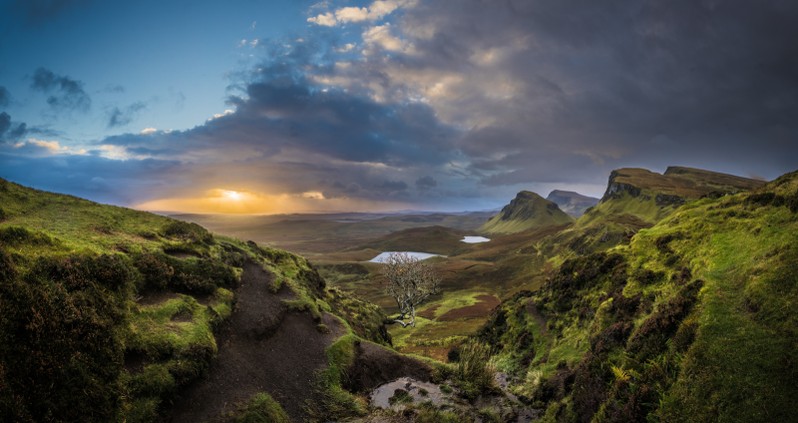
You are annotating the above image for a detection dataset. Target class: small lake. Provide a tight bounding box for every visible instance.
[461,236,490,243]
[369,251,442,263]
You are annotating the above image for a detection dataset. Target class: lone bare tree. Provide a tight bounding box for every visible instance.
[382,252,440,328]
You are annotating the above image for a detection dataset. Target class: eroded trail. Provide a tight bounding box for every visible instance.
[166,262,343,422]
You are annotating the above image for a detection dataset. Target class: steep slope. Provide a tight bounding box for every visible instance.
[480,191,574,234]
[593,166,764,220]
[546,190,599,217]
[477,170,798,422]
[0,178,392,422]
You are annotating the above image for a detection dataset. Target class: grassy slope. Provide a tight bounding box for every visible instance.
[478,171,798,422]
[0,178,390,422]
[543,167,765,262]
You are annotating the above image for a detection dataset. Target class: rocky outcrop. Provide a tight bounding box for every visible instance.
[600,167,765,204]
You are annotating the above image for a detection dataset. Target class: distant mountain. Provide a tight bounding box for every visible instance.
[546,190,599,217]
[480,191,573,234]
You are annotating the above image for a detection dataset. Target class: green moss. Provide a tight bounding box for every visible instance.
[305,334,366,421]
[233,392,291,423]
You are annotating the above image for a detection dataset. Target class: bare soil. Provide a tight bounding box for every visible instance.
[165,262,344,422]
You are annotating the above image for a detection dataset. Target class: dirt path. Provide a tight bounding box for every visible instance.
[166,262,343,422]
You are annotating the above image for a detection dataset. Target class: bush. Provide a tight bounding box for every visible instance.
[160,221,213,244]
[0,255,131,422]
[133,252,174,291]
[0,226,54,247]
[133,252,237,295]
[455,340,495,400]
[627,280,703,361]
[0,248,16,282]
[233,392,290,423]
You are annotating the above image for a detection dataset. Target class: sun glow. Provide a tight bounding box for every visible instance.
[134,187,410,214]
[222,190,243,201]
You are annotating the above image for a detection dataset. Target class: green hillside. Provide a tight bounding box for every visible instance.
[481,191,574,235]
[0,178,391,422]
[477,170,798,422]
[544,167,765,259]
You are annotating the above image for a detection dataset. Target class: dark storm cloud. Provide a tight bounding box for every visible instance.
[31,67,91,112]
[347,0,798,185]
[229,81,453,165]
[108,102,146,127]
[0,86,9,108]
[416,175,437,190]
[90,38,462,203]
[0,112,28,143]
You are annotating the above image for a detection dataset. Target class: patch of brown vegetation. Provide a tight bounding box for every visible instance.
[416,304,440,320]
[437,295,500,321]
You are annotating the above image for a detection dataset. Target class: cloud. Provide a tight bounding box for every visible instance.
[5,0,797,213]
[0,152,179,205]
[0,112,28,143]
[0,86,9,107]
[45,38,461,210]
[24,138,67,152]
[100,84,125,94]
[31,67,91,112]
[107,101,146,127]
[415,175,437,190]
[363,24,409,53]
[307,12,336,26]
[308,0,410,26]
[318,0,798,189]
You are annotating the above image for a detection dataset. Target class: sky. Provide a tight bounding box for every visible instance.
[0,0,796,214]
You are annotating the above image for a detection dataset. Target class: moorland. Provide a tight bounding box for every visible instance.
[1,165,796,422]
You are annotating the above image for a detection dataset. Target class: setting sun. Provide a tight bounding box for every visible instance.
[222,190,243,201]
